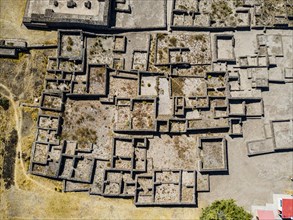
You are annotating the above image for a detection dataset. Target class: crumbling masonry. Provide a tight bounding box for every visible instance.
[1,0,291,208]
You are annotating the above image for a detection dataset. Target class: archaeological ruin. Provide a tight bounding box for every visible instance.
[0,0,292,208]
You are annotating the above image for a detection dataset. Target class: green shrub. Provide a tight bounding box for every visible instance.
[0,96,9,110]
[200,199,252,220]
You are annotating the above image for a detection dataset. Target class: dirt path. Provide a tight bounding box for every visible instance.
[0,83,54,192]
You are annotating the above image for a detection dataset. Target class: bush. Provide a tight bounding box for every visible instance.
[157,33,167,40]
[193,34,205,41]
[169,37,177,47]
[200,199,252,220]
[0,96,9,110]
[66,46,72,52]
[68,37,73,46]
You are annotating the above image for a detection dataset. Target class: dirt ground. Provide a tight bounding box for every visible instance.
[199,82,293,210]
[199,135,293,210]
[0,0,56,44]
[0,185,203,219]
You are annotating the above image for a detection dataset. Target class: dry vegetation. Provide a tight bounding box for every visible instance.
[211,1,236,26]
[255,0,288,26]
[0,48,54,194]
[0,50,54,103]
[171,78,185,96]
[132,101,155,129]
[0,104,16,193]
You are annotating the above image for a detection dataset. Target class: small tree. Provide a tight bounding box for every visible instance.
[200,199,252,220]
[0,96,9,110]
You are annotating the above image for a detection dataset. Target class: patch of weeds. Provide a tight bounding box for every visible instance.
[68,37,73,46]
[169,37,177,47]
[157,33,167,40]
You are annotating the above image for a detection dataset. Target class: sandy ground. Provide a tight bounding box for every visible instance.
[0,185,203,219]
[198,136,293,210]
[199,82,293,210]
[0,0,56,44]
